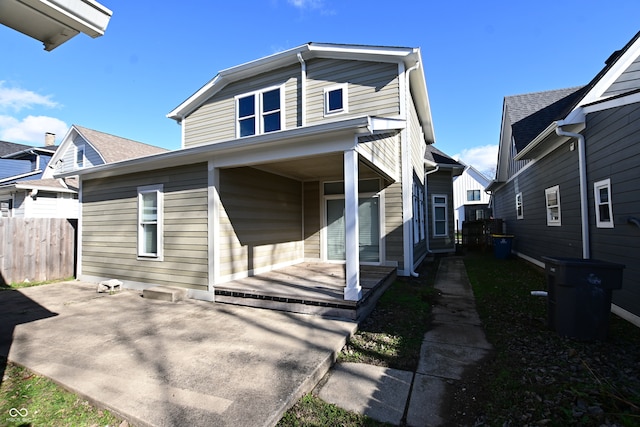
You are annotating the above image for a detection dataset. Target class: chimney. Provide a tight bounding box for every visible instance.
[45,132,55,146]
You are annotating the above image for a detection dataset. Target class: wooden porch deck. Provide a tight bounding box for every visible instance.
[214,263,397,320]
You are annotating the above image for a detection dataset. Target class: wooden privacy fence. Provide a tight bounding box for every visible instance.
[462,219,503,251]
[0,218,77,285]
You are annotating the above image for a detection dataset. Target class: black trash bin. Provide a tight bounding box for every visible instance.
[542,257,624,340]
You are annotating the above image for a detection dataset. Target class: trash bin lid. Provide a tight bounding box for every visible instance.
[541,257,625,270]
[491,234,514,238]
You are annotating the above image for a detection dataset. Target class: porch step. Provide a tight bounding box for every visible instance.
[143,286,187,302]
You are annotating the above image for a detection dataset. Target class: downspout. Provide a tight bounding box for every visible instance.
[424,165,440,254]
[556,122,590,259]
[403,61,421,277]
[297,53,307,127]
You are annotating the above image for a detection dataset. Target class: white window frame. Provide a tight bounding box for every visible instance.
[138,184,164,260]
[432,194,448,237]
[515,192,523,220]
[545,185,561,226]
[75,144,85,169]
[235,85,284,138]
[594,178,614,228]
[324,83,348,116]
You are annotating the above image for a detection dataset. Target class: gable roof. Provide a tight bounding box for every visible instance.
[505,87,586,153]
[167,42,435,144]
[73,125,167,163]
[425,145,464,176]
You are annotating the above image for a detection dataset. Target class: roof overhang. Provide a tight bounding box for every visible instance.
[57,116,405,181]
[0,0,112,51]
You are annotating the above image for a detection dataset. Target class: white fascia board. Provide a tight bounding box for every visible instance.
[20,0,112,37]
[14,183,76,193]
[42,125,77,178]
[582,90,640,115]
[57,116,377,180]
[0,171,41,184]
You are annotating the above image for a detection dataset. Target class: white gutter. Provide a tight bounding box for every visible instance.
[297,53,307,127]
[556,121,590,259]
[402,61,421,277]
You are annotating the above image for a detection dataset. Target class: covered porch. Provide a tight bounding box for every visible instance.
[214,263,397,320]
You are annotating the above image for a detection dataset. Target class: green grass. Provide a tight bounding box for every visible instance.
[0,277,75,291]
[278,394,390,427]
[0,356,125,427]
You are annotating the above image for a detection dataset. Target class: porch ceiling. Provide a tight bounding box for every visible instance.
[248,154,384,181]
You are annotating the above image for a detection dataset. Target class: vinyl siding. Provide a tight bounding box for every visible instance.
[585,102,640,314]
[384,180,404,266]
[82,164,209,290]
[57,134,104,174]
[218,167,303,280]
[303,181,321,259]
[357,132,399,180]
[184,65,300,147]
[427,171,455,252]
[408,98,426,183]
[492,142,583,260]
[306,59,400,124]
[603,56,640,97]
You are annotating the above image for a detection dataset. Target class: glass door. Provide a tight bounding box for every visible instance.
[326,197,379,262]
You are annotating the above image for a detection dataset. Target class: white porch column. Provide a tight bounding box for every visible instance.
[344,148,361,301]
[208,161,220,293]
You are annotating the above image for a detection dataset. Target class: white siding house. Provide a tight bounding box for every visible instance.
[453,164,491,229]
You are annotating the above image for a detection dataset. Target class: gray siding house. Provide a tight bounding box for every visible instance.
[64,43,458,305]
[488,31,640,325]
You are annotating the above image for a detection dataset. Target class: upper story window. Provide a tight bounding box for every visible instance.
[236,86,283,137]
[545,185,561,226]
[467,190,481,201]
[324,84,348,116]
[594,178,614,228]
[75,144,85,168]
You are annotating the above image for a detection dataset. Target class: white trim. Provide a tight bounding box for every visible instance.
[323,83,348,116]
[582,91,640,116]
[515,251,545,269]
[594,178,614,228]
[432,194,448,237]
[77,178,83,277]
[612,304,640,328]
[545,185,561,226]
[137,184,164,260]
[516,192,524,220]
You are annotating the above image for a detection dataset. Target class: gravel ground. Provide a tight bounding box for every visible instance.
[442,255,640,427]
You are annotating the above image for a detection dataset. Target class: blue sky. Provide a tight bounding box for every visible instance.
[1,0,638,178]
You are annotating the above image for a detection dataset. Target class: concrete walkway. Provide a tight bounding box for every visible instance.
[317,256,493,426]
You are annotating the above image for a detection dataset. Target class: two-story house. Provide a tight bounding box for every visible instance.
[487,31,640,326]
[61,43,457,314]
[452,163,491,230]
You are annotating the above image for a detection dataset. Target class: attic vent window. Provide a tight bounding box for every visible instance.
[236,86,283,137]
[324,84,348,116]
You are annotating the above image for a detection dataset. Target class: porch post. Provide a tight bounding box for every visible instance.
[344,148,361,301]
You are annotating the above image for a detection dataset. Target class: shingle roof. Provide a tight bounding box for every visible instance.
[425,144,463,166]
[0,140,33,157]
[505,86,586,153]
[74,125,167,163]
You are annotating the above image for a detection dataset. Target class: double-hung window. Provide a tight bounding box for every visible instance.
[594,179,614,228]
[515,192,523,219]
[138,184,163,259]
[324,84,348,115]
[545,185,561,226]
[432,194,448,237]
[236,86,283,137]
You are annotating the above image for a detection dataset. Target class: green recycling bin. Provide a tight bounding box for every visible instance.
[491,235,514,259]
[542,257,624,340]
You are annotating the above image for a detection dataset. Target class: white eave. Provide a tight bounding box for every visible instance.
[0,0,112,51]
[57,115,405,181]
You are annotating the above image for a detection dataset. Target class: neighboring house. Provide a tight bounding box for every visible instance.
[61,42,457,304]
[0,126,167,218]
[425,145,464,252]
[0,0,112,51]
[452,164,491,230]
[487,31,640,325]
